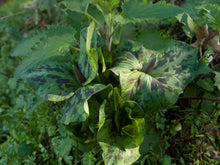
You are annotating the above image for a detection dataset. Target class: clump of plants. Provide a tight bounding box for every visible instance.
[8,0,220,164]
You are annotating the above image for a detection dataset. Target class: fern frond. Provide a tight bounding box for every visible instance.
[14,25,76,78]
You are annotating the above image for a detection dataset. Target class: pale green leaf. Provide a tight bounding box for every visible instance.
[99,142,140,165]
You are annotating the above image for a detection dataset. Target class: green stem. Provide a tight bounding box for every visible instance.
[86,13,103,28]
[70,46,80,52]
[109,23,121,38]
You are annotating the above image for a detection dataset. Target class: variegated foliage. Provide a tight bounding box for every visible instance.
[12,1,203,164]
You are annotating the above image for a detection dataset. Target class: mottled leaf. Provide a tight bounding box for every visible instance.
[151,41,198,92]
[22,57,80,101]
[120,71,178,112]
[111,41,154,75]
[61,84,109,124]
[120,41,198,112]
[99,142,140,165]
[78,25,99,85]
[98,89,145,149]
[110,51,141,75]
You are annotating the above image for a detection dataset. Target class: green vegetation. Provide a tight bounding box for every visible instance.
[0,0,220,164]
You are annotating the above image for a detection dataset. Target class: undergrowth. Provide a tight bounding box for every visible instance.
[0,0,220,164]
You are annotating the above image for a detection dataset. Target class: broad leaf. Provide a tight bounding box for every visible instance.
[98,89,145,149]
[14,25,76,78]
[110,51,140,75]
[78,24,99,85]
[122,1,183,21]
[11,30,47,57]
[136,28,171,50]
[22,57,80,101]
[151,41,198,92]
[61,84,109,124]
[120,41,198,112]
[62,0,91,13]
[112,40,155,69]
[99,142,140,165]
[120,71,178,112]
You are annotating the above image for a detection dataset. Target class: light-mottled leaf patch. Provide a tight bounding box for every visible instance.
[61,84,109,124]
[78,24,99,85]
[99,142,140,165]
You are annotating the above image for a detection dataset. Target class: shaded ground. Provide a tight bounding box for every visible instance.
[0,0,7,6]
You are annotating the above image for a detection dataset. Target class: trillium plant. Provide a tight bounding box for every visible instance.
[12,0,210,164]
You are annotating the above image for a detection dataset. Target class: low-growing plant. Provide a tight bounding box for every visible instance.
[8,0,220,164]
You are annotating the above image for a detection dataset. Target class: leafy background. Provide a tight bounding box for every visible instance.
[0,0,220,164]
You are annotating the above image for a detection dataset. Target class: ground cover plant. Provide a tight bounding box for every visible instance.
[0,0,220,164]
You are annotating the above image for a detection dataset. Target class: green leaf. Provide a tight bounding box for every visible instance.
[61,84,109,124]
[136,28,171,50]
[78,25,99,85]
[120,41,198,112]
[122,1,183,21]
[36,0,57,11]
[214,72,220,90]
[22,57,80,101]
[51,137,74,157]
[11,29,47,57]
[18,143,33,157]
[99,142,140,165]
[98,89,145,149]
[196,60,212,75]
[62,0,91,13]
[82,152,96,165]
[139,120,165,157]
[196,77,214,92]
[14,25,76,78]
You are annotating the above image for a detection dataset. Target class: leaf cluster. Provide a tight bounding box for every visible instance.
[1,0,220,164]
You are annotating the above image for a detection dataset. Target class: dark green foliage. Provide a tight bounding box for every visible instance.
[1,0,220,164]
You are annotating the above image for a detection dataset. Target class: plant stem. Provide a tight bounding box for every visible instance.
[86,13,103,28]
[70,46,80,51]
[0,10,27,20]
[178,96,220,101]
